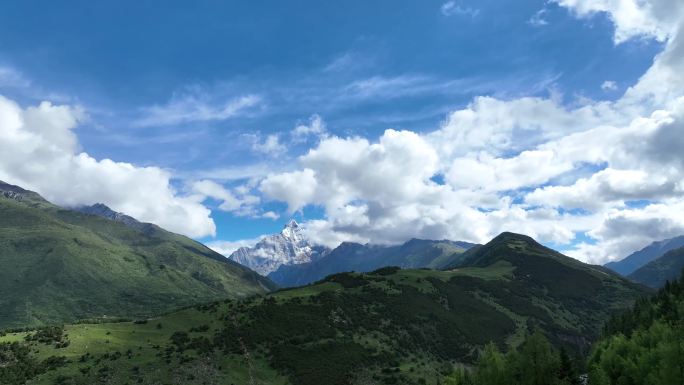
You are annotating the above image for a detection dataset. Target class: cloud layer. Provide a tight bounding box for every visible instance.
[256,0,684,264]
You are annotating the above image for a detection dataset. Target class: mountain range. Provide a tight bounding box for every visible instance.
[628,246,684,288]
[604,235,684,276]
[0,231,648,385]
[268,237,476,287]
[228,220,330,276]
[0,180,274,329]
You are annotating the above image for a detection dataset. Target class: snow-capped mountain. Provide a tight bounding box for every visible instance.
[228,220,329,276]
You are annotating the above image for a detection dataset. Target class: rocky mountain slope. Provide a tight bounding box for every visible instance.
[228,220,330,275]
[0,180,275,329]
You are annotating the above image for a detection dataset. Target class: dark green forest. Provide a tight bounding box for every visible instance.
[445,271,684,385]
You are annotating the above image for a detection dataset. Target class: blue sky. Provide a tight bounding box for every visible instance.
[1,0,681,263]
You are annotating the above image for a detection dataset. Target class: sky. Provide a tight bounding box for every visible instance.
[1,0,683,264]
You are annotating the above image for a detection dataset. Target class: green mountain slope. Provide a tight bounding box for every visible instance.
[628,246,684,288]
[0,232,648,385]
[588,271,684,384]
[0,181,275,329]
[268,238,475,287]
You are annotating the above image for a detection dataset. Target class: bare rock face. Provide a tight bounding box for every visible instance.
[0,180,49,204]
[228,220,329,276]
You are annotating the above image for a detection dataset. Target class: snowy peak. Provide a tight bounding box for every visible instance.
[280,219,302,239]
[228,220,329,276]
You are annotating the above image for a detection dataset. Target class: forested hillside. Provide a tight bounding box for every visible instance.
[587,270,684,384]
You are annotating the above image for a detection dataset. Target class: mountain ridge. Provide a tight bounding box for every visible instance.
[605,235,684,276]
[267,237,476,287]
[628,246,684,288]
[0,181,275,329]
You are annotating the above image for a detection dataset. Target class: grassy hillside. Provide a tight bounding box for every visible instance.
[628,246,684,288]
[268,238,474,287]
[0,182,275,329]
[0,233,648,385]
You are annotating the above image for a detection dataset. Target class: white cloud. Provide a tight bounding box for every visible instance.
[529,9,549,26]
[0,95,216,238]
[206,237,262,256]
[440,1,479,17]
[250,133,286,157]
[552,0,682,43]
[190,179,277,219]
[0,66,30,88]
[135,92,261,127]
[261,168,318,213]
[601,80,618,91]
[191,180,243,211]
[344,75,428,99]
[292,114,326,140]
[428,96,622,159]
[567,201,684,263]
[526,168,679,211]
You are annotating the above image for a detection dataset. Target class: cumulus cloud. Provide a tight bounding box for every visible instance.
[0,95,216,238]
[259,129,582,247]
[190,179,278,219]
[552,0,682,43]
[567,201,684,263]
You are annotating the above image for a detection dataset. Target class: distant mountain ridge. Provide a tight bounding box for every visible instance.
[629,246,684,288]
[267,237,476,287]
[228,220,330,276]
[75,203,158,235]
[605,235,684,276]
[0,180,275,329]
